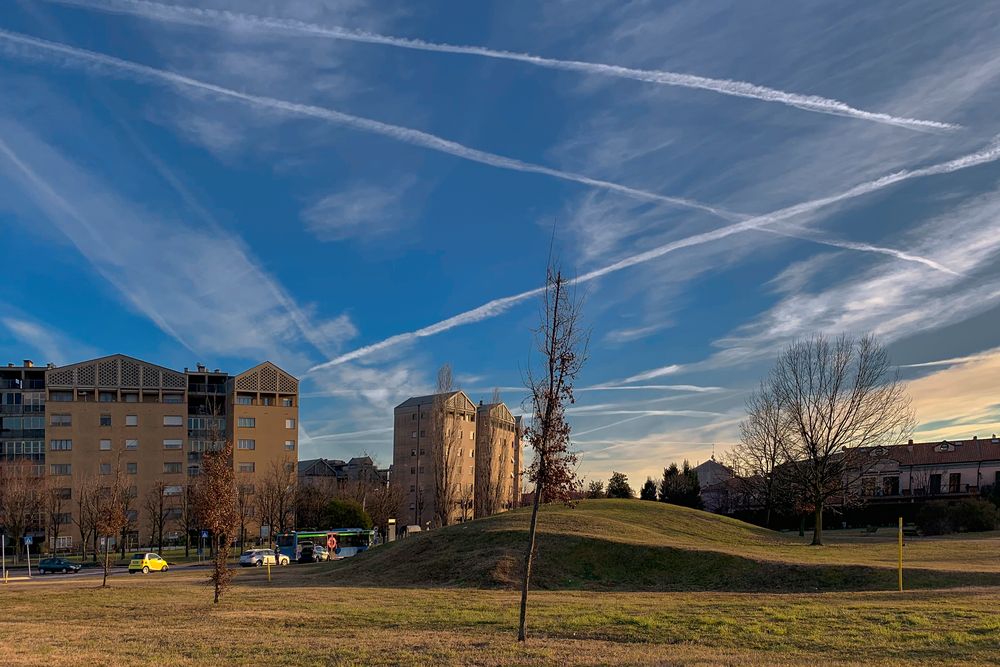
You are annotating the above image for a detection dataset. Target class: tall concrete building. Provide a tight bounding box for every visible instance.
[4,354,298,551]
[393,391,478,527]
[393,391,523,527]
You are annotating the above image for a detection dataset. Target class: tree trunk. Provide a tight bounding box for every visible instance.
[811,502,824,546]
[798,515,805,537]
[102,537,110,588]
[518,480,543,642]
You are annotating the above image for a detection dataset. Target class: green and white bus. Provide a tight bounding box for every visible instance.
[275,528,374,561]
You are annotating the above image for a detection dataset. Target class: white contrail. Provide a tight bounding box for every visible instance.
[0,29,955,276]
[577,384,723,393]
[0,28,733,221]
[310,136,1000,371]
[899,352,993,368]
[46,0,960,132]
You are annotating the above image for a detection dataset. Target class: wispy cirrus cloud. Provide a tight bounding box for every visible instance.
[47,0,959,132]
[302,179,415,242]
[1,314,97,366]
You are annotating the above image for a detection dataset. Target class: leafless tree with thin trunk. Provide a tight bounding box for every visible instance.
[177,482,198,558]
[73,475,98,562]
[196,438,239,603]
[236,482,255,549]
[518,265,587,643]
[142,480,170,554]
[260,456,297,540]
[727,381,790,528]
[94,455,130,587]
[0,459,43,562]
[768,333,913,545]
[295,477,337,530]
[119,485,138,560]
[432,364,462,528]
[44,481,69,554]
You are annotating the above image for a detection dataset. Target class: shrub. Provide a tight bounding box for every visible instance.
[916,499,999,535]
[323,499,373,530]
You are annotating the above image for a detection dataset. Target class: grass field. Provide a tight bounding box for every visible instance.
[3,500,998,666]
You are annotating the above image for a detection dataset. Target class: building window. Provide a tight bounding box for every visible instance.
[238,417,256,428]
[238,462,255,473]
[50,414,71,426]
[125,439,138,450]
[410,467,416,475]
[282,398,293,407]
[99,439,111,451]
[164,415,184,427]
[163,485,182,496]
[470,431,475,440]
[238,439,256,450]
[410,485,415,492]
[262,396,275,406]
[163,439,183,450]
[127,462,138,475]
[55,536,73,550]
[420,430,426,437]
[55,487,72,500]
[123,392,138,403]
[284,440,295,451]
[470,449,475,458]
[50,391,73,402]
[163,393,184,404]
[99,391,116,402]
[188,465,200,476]
[410,449,416,457]
[285,418,296,429]
[948,472,961,493]
[411,413,416,420]
[125,414,138,426]
[50,463,71,475]
[49,439,72,451]
[929,474,942,495]
[411,431,417,438]
[100,414,112,427]
[100,463,112,475]
[164,462,182,474]
[236,395,253,405]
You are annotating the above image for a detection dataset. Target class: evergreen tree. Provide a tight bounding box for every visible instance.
[640,478,657,500]
[606,471,633,499]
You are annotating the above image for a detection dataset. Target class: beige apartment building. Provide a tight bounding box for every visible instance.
[22,354,298,551]
[393,391,523,528]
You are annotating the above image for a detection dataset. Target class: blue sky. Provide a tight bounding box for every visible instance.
[2,0,1000,487]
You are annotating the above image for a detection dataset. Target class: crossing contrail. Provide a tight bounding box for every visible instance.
[0,27,952,276]
[308,136,1000,371]
[44,0,960,132]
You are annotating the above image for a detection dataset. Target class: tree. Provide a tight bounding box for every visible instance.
[257,457,296,544]
[235,483,255,549]
[44,481,69,554]
[767,334,913,545]
[73,475,99,562]
[640,478,657,500]
[606,471,633,499]
[323,499,373,530]
[196,438,239,603]
[518,265,587,643]
[142,481,170,554]
[0,459,42,562]
[476,389,512,518]
[431,364,462,528]
[658,461,702,508]
[295,477,337,531]
[585,480,604,499]
[728,381,790,527]
[177,483,198,558]
[94,456,130,588]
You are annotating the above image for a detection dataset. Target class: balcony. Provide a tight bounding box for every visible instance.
[188,383,227,394]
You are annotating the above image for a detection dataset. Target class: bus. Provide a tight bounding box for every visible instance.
[275,529,375,561]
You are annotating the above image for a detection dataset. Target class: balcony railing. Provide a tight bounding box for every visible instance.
[188,383,227,394]
[862,484,980,498]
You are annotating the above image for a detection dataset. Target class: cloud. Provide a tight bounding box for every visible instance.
[1,315,96,366]
[49,0,959,132]
[899,353,991,368]
[578,384,723,393]
[905,347,1000,441]
[0,120,352,363]
[302,180,414,242]
[309,136,1000,371]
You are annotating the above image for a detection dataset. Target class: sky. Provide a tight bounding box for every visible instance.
[2,0,1000,489]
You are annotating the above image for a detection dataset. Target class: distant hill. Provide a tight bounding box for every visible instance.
[314,499,1000,592]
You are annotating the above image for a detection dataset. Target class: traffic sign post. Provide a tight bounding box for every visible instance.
[24,535,33,578]
[1,532,7,584]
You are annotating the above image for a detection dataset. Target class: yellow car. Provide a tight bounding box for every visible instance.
[128,552,169,574]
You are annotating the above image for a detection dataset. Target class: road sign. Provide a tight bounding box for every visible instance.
[23,535,33,546]
[200,530,209,539]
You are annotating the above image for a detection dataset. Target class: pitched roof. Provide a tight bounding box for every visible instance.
[394,391,466,410]
[869,437,1000,467]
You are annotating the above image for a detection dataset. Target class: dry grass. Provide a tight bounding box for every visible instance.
[1,568,999,666]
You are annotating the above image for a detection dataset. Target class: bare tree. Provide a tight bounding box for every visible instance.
[476,390,513,518]
[257,457,296,542]
[142,481,170,554]
[0,459,43,562]
[769,334,913,545]
[94,456,130,587]
[296,476,337,530]
[728,381,790,527]
[236,482,255,549]
[364,478,403,539]
[44,481,69,555]
[518,265,587,642]
[196,438,239,603]
[431,365,462,528]
[176,482,198,558]
[73,475,99,562]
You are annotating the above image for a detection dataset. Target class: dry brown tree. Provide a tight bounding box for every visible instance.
[256,456,296,542]
[518,265,587,642]
[73,475,99,561]
[196,438,239,603]
[177,482,199,558]
[768,333,913,545]
[44,480,70,555]
[235,482,256,549]
[431,364,462,528]
[0,459,43,562]
[94,456,130,587]
[142,480,171,554]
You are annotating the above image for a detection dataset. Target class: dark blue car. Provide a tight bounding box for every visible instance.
[38,557,82,574]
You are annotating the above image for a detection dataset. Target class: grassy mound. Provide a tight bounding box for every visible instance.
[315,500,1000,592]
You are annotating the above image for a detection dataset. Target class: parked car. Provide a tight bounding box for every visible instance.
[239,549,289,567]
[128,552,169,574]
[312,545,329,562]
[38,557,82,574]
[297,545,316,564]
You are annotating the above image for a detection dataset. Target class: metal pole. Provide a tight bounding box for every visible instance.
[897,516,903,592]
[2,534,6,583]
[25,539,31,578]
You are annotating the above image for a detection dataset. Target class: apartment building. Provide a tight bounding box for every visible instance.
[1,361,48,541]
[2,354,298,551]
[393,391,478,527]
[474,400,520,517]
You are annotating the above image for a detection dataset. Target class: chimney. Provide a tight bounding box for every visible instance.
[907,439,913,445]
[6,363,12,368]
[23,359,33,367]
[479,399,483,406]
[973,435,978,441]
